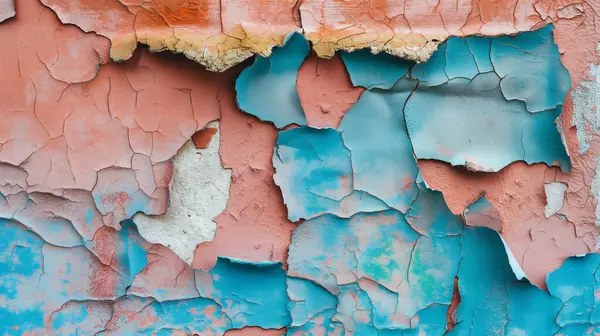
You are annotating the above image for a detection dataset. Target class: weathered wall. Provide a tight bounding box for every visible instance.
[0,0,599,334]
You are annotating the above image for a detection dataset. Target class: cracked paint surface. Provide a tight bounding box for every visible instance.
[36,0,600,71]
[2,0,600,334]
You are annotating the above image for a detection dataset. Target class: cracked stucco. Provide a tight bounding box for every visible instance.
[34,0,596,72]
[2,0,600,334]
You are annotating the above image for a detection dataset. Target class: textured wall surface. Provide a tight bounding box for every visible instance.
[0,0,599,335]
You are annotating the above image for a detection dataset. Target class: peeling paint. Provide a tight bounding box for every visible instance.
[133,121,231,265]
[2,0,600,334]
[463,194,503,231]
[236,33,309,128]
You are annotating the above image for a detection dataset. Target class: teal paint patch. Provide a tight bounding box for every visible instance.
[49,301,112,335]
[445,38,479,80]
[0,218,46,334]
[104,296,233,335]
[405,183,464,236]
[450,226,513,335]
[120,220,149,284]
[341,49,414,89]
[547,253,600,327]
[287,276,339,327]
[235,32,309,128]
[491,25,571,113]
[338,79,419,213]
[273,126,388,221]
[287,276,344,335]
[556,324,600,335]
[405,72,570,172]
[465,37,493,73]
[450,226,564,336]
[85,208,94,225]
[287,187,464,333]
[507,282,562,335]
[195,257,291,329]
[412,43,449,86]
[401,304,449,336]
[288,210,418,295]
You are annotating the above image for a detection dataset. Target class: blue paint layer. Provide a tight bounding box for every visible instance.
[450,226,513,335]
[405,72,570,172]
[491,25,571,112]
[273,126,388,221]
[341,49,414,89]
[287,186,464,333]
[411,43,449,86]
[338,79,419,213]
[445,37,479,80]
[547,253,600,326]
[287,276,338,328]
[466,37,493,73]
[196,257,291,329]
[235,32,308,128]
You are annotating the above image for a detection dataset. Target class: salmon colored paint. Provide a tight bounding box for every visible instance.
[192,127,219,149]
[193,76,296,270]
[297,52,365,129]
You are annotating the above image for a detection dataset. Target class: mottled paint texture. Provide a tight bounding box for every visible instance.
[2,0,600,334]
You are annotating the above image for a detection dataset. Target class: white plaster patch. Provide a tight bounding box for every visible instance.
[133,121,231,265]
[0,0,15,23]
[544,182,567,218]
[572,57,600,154]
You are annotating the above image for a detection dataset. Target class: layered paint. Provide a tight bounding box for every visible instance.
[1,0,600,334]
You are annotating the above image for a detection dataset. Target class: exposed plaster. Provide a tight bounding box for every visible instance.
[572,60,600,154]
[0,0,14,22]
[133,121,231,265]
[2,0,600,333]
[592,157,600,227]
[544,182,568,218]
